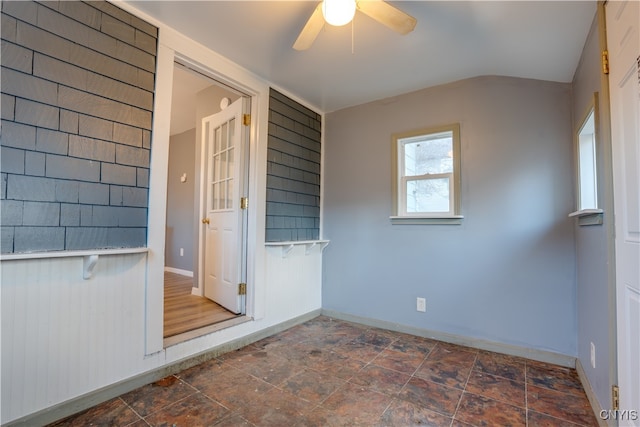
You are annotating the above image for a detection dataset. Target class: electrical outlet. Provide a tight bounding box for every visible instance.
[416,297,426,312]
[180,248,184,257]
[590,342,596,368]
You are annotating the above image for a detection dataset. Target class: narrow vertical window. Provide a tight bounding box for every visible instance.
[569,95,603,225]
[578,109,597,210]
[392,124,462,223]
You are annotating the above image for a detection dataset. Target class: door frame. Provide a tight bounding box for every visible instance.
[144,30,269,354]
[604,0,640,419]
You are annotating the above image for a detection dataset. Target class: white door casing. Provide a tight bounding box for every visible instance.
[201,97,248,314]
[606,0,640,424]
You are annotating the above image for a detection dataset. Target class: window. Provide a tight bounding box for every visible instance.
[577,108,597,210]
[569,94,603,225]
[391,124,462,223]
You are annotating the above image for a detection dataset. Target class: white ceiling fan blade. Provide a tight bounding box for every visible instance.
[357,0,416,35]
[293,3,325,51]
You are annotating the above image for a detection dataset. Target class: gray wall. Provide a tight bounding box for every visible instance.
[166,129,195,272]
[572,14,614,409]
[323,76,577,356]
[1,0,156,252]
[266,89,321,242]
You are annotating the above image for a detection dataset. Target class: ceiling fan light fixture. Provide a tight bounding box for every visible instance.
[322,0,356,27]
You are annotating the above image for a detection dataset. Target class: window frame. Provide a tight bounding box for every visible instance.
[569,94,603,226]
[391,123,462,224]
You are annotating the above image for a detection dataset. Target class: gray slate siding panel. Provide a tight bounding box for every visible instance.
[14,226,65,252]
[33,53,89,92]
[22,201,60,226]
[5,132,42,165]
[7,175,56,201]
[1,40,33,72]
[1,226,14,252]
[1,146,25,174]
[66,227,109,250]
[15,98,59,130]
[36,128,69,155]
[69,135,115,162]
[25,151,45,176]
[1,173,7,199]
[60,203,80,226]
[79,182,109,205]
[46,154,100,181]
[1,0,157,253]
[1,200,23,226]
[101,162,136,185]
[57,1,102,30]
[266,89,321,242]
[2,94,15,120]
[2,0,37,25]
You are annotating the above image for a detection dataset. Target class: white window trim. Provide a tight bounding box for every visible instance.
[391,123,462,224]
[570,94,603,227]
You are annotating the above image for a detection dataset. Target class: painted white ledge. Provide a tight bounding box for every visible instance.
[0,247,149,279]
[390,215,464,225]
[265,240,330,258]
[568,209,604,226]
[568,208,603,217]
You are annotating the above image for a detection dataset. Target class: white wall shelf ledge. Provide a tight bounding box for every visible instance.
[265,240,330,258]
[390,215,464,225]
[0,247,149,279]
[568,209,604,226]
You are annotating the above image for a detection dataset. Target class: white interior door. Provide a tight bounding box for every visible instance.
[606,1,639,423]
[201,97,247,314]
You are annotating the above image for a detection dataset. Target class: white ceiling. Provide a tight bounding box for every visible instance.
[127,1,597,113]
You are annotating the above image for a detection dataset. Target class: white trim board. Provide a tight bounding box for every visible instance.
[576,358,610,427]
[322,309,577,368]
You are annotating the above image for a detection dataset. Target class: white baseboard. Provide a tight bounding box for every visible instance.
[321,309,576,368]
[10,309,322,427]
[576,358,610,427]
[164,266,193,277]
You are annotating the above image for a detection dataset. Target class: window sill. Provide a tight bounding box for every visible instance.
[568,209,603,226]
[390,215,464,225]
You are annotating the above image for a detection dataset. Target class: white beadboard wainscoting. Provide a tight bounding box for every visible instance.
[0,243,325,425]
[1,252,155,424]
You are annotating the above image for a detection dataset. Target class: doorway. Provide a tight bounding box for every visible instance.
[163,62,248,340]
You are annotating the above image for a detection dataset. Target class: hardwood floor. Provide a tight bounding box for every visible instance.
[164,272,239,338]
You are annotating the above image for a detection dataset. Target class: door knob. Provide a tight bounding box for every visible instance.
[202,218,210,224]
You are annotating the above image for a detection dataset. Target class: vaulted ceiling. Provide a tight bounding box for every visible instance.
[126,1,597,113]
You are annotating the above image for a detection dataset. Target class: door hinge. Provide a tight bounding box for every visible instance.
[240,197,248,210]
[243,114,251,126]
[238,283,247,295]
[612,385,620,411]
[602,50,609,75]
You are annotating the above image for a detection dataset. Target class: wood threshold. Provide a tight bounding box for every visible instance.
[163,271,240,338]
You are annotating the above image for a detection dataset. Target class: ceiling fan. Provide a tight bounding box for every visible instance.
[293,0,417,51]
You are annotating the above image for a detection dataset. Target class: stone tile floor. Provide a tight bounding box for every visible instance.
[50,316,598,426]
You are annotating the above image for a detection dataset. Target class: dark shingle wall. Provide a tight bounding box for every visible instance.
[1,0,157,253]
[266,89,321,242]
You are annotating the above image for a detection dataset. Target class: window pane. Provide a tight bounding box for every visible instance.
[221,122,228,150]
[406,177,450,213]
[578,110,597,210]
[226,179,233,209]
[214,126,221,153]
[212,182,219,210]
[404,133,453,176]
